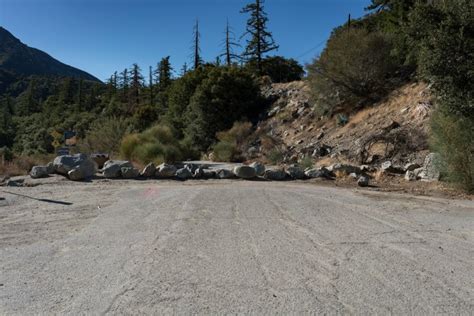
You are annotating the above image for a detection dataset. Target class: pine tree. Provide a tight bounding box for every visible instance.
[156,56,173,91]
[149,66,154,106]
[192,20,202,69]
[77,79,83,109]
[240,0,279,73]
[120,68,129,104]
[129,63,144,112]
[220,20,241,66]
[181,62,188,76]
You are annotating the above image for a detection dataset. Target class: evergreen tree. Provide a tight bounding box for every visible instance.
[77,79,83,109]
[156,56,173,91]
[119,68,129,104]
[181,63,188,76]
[129,63,144,112]
[240,0,279,73]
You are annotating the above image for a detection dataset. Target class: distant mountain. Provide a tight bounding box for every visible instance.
[0,26,100,82]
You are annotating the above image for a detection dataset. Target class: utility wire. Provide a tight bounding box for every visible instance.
[295,39,327,59]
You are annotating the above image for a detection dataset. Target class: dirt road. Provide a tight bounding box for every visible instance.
[0,178,473,314]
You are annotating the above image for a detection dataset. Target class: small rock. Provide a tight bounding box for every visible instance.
[405,170,418,181]
[329,164,360,175]
[140,163,156,178]
[68,167,86,181]
[381,161,404,174]
[30,166,50,179]
[357,176,370,187]
[404,163,420,172]
[316,132,325,140]
[6,179,25,187]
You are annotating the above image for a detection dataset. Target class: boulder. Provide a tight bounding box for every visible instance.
[140,163,156,178]
[405,170,418,181]
[46,162,55,174]
[121,167,140,179]
[419,153,440,181]
[202,169,217,179]
[53,154,92,175]
[286,165,306,179]
[250,162,266,176]
[328,163,360,175]
[156,163,177,178]
[404,163,421,172]
[194,167,205,179]
[91,153,109,169]
[103,160,133,178]
[67,158,97,181]
[30,166,50,179]
[216,169,235,179]
[263,168,287,181]
[380,161,404,174]
[176,167,193,180]
[233,166,257,179]
[357,175,370,187]
[6,178,24,187]
[184,163,198,174]
[305,167,332,179]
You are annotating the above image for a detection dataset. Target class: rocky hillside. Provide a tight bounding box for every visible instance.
[248,80,432,168]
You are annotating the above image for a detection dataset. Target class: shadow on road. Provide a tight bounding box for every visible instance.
[0,190,73,206]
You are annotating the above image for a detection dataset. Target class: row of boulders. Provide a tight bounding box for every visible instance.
[30,153,440,186]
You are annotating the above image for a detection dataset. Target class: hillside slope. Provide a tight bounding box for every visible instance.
[249,81,432,167]
[0,27,100,82]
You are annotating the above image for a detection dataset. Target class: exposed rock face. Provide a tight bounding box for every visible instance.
[30,166,49,179]
[121,167,140,179]
[263,168,287,181]
[286,165,306,179]
[250,162,266,176]
[419,153,441,181]
[233,166,257,179]
[103,160,133,179]
[176,168,193,180]
[140,163,156,178]
[156,163,177,178]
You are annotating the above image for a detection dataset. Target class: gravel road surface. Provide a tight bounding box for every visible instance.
[0,179,473,314]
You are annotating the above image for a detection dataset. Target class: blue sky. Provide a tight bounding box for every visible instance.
[0,0,371,81]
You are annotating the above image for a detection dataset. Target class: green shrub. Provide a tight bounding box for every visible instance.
[430,111,474,192]
[212,121,253,162]
[120,124,186,164]
[267,149,283,165]
[298,156,314,170]
[80,116,132,155]
[307,28,399,115]
[185,67,261,152]
[213,141,238,162]
[245,56,305,83]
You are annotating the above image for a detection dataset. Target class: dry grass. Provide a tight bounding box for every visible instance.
[0,155,54,177]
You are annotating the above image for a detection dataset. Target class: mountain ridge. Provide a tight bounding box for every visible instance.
[0,26,100,82]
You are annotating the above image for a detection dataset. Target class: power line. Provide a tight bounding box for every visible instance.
[295,39,327,59]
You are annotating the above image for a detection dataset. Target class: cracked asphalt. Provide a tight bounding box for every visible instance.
[0,179,473,314]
